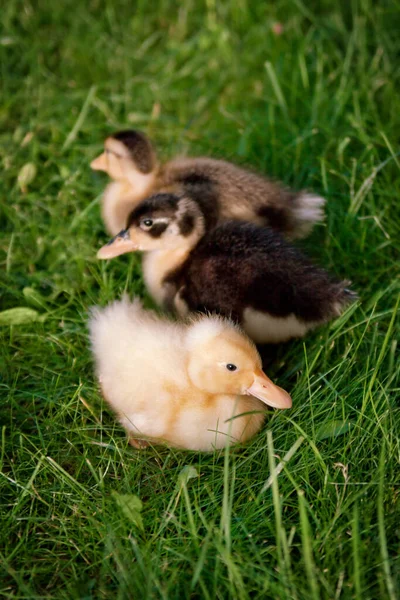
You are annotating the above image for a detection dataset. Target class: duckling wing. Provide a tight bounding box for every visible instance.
[180,222,355,326]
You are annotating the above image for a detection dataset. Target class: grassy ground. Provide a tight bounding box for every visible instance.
[1,0,399,598]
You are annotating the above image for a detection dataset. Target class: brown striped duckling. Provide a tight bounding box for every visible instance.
[90,129,325,238]
[89,297,291,451]
[96,193,356,344]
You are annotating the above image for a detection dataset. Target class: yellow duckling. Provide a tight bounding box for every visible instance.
[90,129,325,238]
[89,298,291,451]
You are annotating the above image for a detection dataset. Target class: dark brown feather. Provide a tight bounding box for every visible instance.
[166,221,356,324]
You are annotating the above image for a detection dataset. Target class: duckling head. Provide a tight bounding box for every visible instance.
[90,130,157,184]
[185,316,292,409]
[97,193,205,259]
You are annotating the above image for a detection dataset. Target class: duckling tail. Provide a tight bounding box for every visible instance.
[88,297,144,347]
[332,281,358,316]
[289,193,326,239]
[256,191,326,239]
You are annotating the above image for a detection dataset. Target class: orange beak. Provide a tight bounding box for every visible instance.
[90,152,108,171]
[97,229,139,259]
[246,369,292,409]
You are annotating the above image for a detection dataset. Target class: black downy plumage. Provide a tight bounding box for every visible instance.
[170,221,356,340]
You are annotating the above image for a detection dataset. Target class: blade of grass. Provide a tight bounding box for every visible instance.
[298,490,320,600]
[378,444,398,600]
[266,430,296,598]
[261,435,305,493]
[352,503,362,600]
[62,85,97,151]
[265,61,288,114]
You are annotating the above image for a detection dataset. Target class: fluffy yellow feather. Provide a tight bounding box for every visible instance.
[89,298,291,451]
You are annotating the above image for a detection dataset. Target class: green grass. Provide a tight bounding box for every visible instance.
[1,0,400,597]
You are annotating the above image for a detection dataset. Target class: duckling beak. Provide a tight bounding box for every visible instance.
[97,229,139,259]
[90,153,107,171]
[246,370,292,409]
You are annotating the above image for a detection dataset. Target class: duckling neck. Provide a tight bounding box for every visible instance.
[102,181,138,236]
[124,168,157,199]
[102,173,158,236]
[142,246,191,308]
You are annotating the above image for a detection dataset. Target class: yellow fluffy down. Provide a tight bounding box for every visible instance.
[89,298,290,451]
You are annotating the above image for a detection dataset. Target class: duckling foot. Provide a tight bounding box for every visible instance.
[128,436,149,449]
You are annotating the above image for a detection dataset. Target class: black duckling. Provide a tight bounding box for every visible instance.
[91,129,325,238]
[97,193,356,344]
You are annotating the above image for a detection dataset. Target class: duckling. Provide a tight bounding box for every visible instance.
[89,297,291,451]
[91,129,325,238]
[97,193,356,344]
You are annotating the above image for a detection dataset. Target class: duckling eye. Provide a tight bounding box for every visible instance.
[226,363,237,372]
[141,219,153,229]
